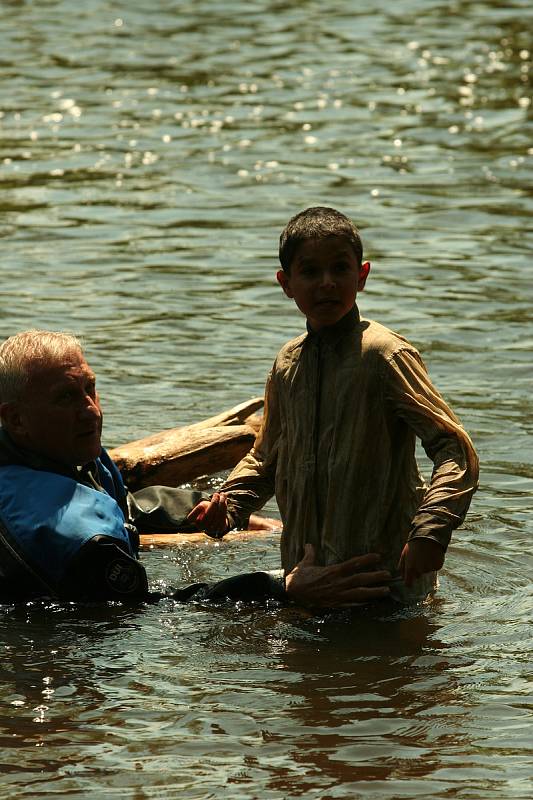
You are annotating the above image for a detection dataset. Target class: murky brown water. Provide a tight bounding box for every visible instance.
[0,1,531,798]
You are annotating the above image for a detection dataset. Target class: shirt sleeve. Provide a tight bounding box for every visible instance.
[385,347,479,550]
[220,367,280,529]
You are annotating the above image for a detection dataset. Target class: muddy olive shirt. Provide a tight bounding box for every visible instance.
[222,308,479,591]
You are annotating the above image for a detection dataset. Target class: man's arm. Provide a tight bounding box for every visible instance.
[285,544,392,608]
[61,536,149,601]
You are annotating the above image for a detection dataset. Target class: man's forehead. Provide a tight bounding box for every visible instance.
[27,353,95,386]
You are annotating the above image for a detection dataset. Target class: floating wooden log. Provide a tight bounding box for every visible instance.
[109,397,263,491]
[139,525,281,549]
[189,396,263,432]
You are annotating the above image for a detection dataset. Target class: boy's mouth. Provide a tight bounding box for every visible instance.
[315,298,339,307]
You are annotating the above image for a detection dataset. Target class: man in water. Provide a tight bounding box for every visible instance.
[0,330,392,605]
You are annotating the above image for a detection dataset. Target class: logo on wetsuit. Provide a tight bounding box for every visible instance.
[105,557,141,594]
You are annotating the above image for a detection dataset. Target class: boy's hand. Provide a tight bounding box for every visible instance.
[285,544,392,609]
[186,493,230,538]
[398,538,445,586]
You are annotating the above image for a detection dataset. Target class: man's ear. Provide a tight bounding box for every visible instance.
[276,269,294,298]
[358,261,370,291]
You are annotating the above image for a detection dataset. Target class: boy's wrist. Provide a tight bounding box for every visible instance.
[225,505,249,532]
[408,532,446,548]
[408,513,453,551]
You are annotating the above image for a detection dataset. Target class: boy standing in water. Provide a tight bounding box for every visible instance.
[190,207,479,602]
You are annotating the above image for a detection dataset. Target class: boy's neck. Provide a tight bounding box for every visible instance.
[306,305,360,336]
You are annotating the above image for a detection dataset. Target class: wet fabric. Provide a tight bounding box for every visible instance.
[168,570,287,604]
[220,307,479,596]
[128,485,205,533]
[0,444,148,601]
[0,461,136,582]
[0,430,285,605]
[0,432,204,602]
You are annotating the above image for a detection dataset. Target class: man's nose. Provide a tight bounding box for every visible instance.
[79,394,100,418]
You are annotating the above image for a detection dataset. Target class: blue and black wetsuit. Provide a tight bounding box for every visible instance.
[0,433,151,601]
[0,431,285,604]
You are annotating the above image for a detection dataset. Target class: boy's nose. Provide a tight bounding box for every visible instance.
[320,270,336,287]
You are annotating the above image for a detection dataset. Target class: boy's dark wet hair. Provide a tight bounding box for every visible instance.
[278,206,363,273]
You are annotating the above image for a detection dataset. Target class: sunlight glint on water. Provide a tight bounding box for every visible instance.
[0,2,531,798]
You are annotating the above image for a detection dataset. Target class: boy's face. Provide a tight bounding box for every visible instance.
[277,236,370,331]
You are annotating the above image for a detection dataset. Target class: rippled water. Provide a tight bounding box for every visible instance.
[0,1,531,798]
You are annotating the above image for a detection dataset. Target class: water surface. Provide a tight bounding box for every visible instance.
[0,1,531,798]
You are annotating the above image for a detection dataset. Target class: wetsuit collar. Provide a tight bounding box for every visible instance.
[0,428,102,487]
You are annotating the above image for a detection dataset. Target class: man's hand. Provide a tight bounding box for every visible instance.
[186,492,231,538]
[285,544,392,609]
[398,538,445,586]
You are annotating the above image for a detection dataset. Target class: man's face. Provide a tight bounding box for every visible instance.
[11,350,103,467]
[277,236,370,331]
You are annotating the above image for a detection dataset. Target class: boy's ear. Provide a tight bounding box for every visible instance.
[0,402,25,437]
[358,261,370,291]
[276,269,294,298]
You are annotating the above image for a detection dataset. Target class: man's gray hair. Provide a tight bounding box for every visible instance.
[0,330,83,403]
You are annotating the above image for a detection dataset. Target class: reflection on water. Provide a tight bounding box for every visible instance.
[0,1,531,798]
